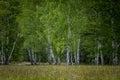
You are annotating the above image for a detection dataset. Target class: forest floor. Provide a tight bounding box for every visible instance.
[0,65,120,80]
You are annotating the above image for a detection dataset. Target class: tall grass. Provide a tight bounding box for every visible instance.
[0,65,120,80]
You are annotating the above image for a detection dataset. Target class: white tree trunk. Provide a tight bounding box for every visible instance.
[49,46,56,64]
[66,26,71,66]
[99,40,104,65]
[47,24,56,64]
[94,9,102,65]
[74,40,77,64]
[27,48,36,65]
[74,53,77,64]
[8,33,19,62]
[31,48,36,65]
[95,53,99,65]
[28,48,32,65]
[66,45,70,66]
[66,4,71,67]
[56,51,61,65]
[76,38,80,65]
[95,39,101,65]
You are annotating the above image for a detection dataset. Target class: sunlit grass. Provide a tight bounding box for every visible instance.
[0,65,120,80]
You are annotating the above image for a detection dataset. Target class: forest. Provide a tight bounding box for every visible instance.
[0,0,120,80]
[0,0,120,66]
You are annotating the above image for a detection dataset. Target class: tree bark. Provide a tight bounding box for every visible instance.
[8,34,18,62]
[47,23,56,64]
[28,48,33,65]
[66,45,70,66]
[56,51,61,65]
[49,46,56,64]
[31,48,37,65]
[70,52,73,65]
[74,53,77,64]
[95,39,100,65]
[112,40,118,65]
[0,51,1,64]
[76,38,80,65]
[74,40,77,64]
[100,51,104,65]
[27,48,37,65]
[1,41,6,65]
[95,53,99,65]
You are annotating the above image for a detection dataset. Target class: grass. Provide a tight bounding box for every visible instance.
[0,65,120,80]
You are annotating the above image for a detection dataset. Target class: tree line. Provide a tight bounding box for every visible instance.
[0,0,120,65]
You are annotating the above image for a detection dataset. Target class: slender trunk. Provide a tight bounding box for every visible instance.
[3,13,10,65]
[47,23,56,64]
[0,52,6,65]
[66,29,70,66]
[112,41,114,65]
[76,38,80,65]
[34,53,37,63]
[97,39,101,65]
[7,34,19,64]
[113,56,118,65]
[114,43,119,65]
[74,40,77,64]
[49,46,56,64]
[27,48,36,65]
[31,48,36,65]
[74,53,77,64]
[95,53,99,65]
[31,49,34,64]
[48,48,52,64]
[6,36,9,55]
[1,41,6,65]
[99,39,104,65]
[94,10,99,65]
[57,57,61,65]
[57,51,61,65]
[70,52,73,65]
[0,51,5,65]
[100,51,104,65]
[112,41,118,65]
[95,39,101,65]
[38,54,41,64]
[0,50,3,65]
[66,45,70,66]
[28,48,33,65]
[66,5,71,67]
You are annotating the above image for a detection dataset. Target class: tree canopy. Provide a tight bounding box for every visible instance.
[0,0,120,65]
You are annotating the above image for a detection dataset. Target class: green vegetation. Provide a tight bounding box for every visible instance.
[1,0,120,80]
[0,0,120,65]
[0,65,120,80]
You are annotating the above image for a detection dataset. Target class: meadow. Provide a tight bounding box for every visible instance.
[0,65,120,80]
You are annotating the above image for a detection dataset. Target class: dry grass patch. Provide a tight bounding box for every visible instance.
[0,65,120,80]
